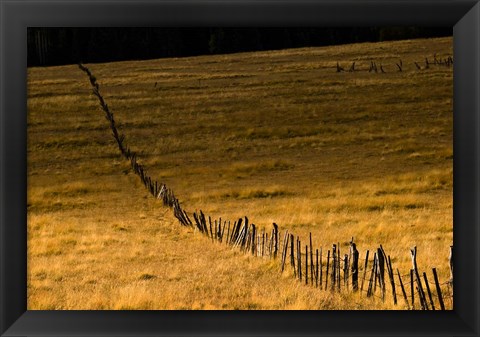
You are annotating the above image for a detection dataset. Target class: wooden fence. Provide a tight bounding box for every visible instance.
[336,54,453,73]
[78,63,453,310]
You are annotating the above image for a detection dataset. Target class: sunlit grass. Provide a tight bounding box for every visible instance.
[27,37,453,310]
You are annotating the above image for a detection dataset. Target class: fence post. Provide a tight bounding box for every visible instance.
[337,244,341,291]
[225,221,231,244]
[262,228,267,257]
[309,233,314,285]
[243,229,250,253]
[269,232,274,257]
[272,223,279,259]
[221,220,226,243]
[449,245,453,290]
[350,242,359,291]
[219,219,224,241]
[331,244,337,291]
[325,250,330,290]
[257,234,261,256]
[281,230,289,272]
[218,220,222,241]
[360,250,369,292]
[410,246,428,310]
[432,268,446,310]
[377,247,386,301]
[305,245,309,285]
[387,256,397,305]
[344,254,349,289]
[208,216,214,241]
[367,252,377,297]
[297,237,302,281]
[290,234,295,276]
[193,212,201,233]
[233,223,244,247]
[229,220,237,244]
[241,218,249,249]
[236,223,248,248]
[379,245,396,305]
[251,224,256,255]
[319,247,323,290]
[410,269,415,309]
[199,210,207,234]
[397,269,410,309]
[423,272,435,310]
[245,227,251,252]
[233,218,243,244]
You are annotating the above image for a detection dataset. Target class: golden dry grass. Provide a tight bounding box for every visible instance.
[27,37,453,310]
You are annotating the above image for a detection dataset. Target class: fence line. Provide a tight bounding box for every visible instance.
[336,55,453,73]
[78,63,453,310]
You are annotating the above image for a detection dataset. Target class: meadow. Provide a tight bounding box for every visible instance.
[27,37,452,309]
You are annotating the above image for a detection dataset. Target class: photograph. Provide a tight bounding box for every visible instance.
[26,27,454,310]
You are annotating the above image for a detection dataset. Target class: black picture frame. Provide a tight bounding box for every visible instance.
[1,0,479,336]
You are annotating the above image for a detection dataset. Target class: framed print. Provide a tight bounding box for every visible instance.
[1,0,479,336]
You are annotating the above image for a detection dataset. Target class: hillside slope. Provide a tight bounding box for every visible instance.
[27,37,453,309]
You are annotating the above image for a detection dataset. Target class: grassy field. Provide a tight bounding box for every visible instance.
[27,37,453,310]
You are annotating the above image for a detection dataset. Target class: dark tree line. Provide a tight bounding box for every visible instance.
[27,27,451,67]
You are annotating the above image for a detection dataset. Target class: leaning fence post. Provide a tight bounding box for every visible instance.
[397,269,410,309]
[309,233,314,285]
[229,220,237,245]
[367,252,377,297]
[377,247,386,301]
[220,220,226,242]
[233,223,244,247]
[281,230,289,272]
[290,234,295,276]
[410,246,428,310]
[226,221,231,245]
[233,218,242,244]
[380,245,396,305]
[387,256,397,305]
[200,211,208,236]
[220,219,225,241]
[423,272,435,310]
[432,268,446,310]
[360,250,369,292]
[410,269,415,310]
